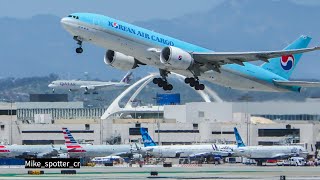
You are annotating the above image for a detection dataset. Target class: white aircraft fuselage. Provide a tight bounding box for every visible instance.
[234,145,308,160]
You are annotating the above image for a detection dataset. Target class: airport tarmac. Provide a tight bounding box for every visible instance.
[0,164,320,179]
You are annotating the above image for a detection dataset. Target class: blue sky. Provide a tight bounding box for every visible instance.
[0,0,224,21]
[2,0,319,22]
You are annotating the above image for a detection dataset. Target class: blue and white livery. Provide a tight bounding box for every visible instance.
[61,13,320,92]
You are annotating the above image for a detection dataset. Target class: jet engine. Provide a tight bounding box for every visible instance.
[104,50,138,71]
[132,154,143,159]
[160,46,194,70]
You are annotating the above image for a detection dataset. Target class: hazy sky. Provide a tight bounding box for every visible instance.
[0,0,225,22]
[2,0,319,22]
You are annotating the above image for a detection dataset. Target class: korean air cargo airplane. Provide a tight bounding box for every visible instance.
[139,127,234,158]
[233,127,308,166]
[48,71,132,94]
[61,13,320,92]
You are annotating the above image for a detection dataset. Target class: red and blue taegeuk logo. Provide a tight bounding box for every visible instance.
[280,55,294,70]
[112,22,118,28]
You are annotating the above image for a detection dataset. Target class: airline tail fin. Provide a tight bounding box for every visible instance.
[120,72,133,84]
[0,145,10,153]
[140,127,157,147]
[261,35,312,79]
[62,128,86,153]
[234,127,246,147]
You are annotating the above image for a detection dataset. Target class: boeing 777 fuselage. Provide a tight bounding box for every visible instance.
[61,13,320,92]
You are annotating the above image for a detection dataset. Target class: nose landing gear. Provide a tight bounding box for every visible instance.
[73,36,83,54]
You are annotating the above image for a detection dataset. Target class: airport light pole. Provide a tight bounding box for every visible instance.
[153,95,162,146]
[10,100,12,145]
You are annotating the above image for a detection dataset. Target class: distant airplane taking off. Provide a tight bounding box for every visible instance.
[61,13,320,92]
[48,71,133,94]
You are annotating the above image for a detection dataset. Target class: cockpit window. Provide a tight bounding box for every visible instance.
[68,15,79,19]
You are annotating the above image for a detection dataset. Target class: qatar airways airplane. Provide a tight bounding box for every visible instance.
[48,71,132,94]
[61,13,320,91]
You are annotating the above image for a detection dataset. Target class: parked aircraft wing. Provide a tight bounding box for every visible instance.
[273,80,320,87]
[193,46,320,65]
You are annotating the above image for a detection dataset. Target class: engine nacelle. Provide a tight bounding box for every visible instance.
[132,154,143,159]
[160,46,194,70]
[104,50,138,71]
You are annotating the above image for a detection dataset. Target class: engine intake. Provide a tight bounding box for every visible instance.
[104,50,138,71]
[160,46,194,70]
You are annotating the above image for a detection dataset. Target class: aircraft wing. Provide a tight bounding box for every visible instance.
[112,152,131,157]
[273,80,320,87]
[80,84,113,90]
[189,152,211,157]
[189,151,230,157]
[270,153,291,159]
[193,46,320,65]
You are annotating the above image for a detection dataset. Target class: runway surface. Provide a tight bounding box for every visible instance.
[0,164,320,179]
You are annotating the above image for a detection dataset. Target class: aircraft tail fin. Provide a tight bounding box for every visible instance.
[261,35,312,79]
[120,72,133,84]
[234,127,246,147]
[62,128,86,153]
[0,145,10,153]
[140,127,157,147]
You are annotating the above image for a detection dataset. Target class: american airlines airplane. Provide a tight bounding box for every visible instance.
[233,127,308,166]
[48,71,133,94]
[61,13,320,91]
[139,128,234,158]
[62,128,141,158]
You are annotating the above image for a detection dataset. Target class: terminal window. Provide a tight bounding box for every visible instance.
[258,129,300,137]
[198,111,205,118]
[0,125,4,130]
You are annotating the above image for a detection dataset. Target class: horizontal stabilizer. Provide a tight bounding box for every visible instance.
[273,80,320,87]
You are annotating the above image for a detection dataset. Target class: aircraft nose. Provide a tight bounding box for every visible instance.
[60,17,69,26]
[48,84,54,88]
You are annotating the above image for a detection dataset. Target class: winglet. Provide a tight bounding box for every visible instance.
[234,127,246,147]
[140,127,157,147]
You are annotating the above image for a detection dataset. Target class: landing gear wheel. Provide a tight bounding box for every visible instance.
[167,84,173,91]
[76,47,83,54]
[153,78,161,84]
[184,78,191,84]
[198,84,205,90]
[163,84,173,91]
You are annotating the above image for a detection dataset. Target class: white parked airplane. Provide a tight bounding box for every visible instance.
[0,144,68,158]
[62,128,141,159]
[233,127,308,166]
[139,128,235,158]
[61,13,320,92]
[48,71,133,94]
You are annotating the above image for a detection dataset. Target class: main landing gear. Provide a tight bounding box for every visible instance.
[152,78,173,91]
[184,77,205,90]
[73,36,83,54]
[153,69,173,91]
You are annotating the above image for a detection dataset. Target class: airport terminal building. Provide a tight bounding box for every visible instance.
[1,98,320,155]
